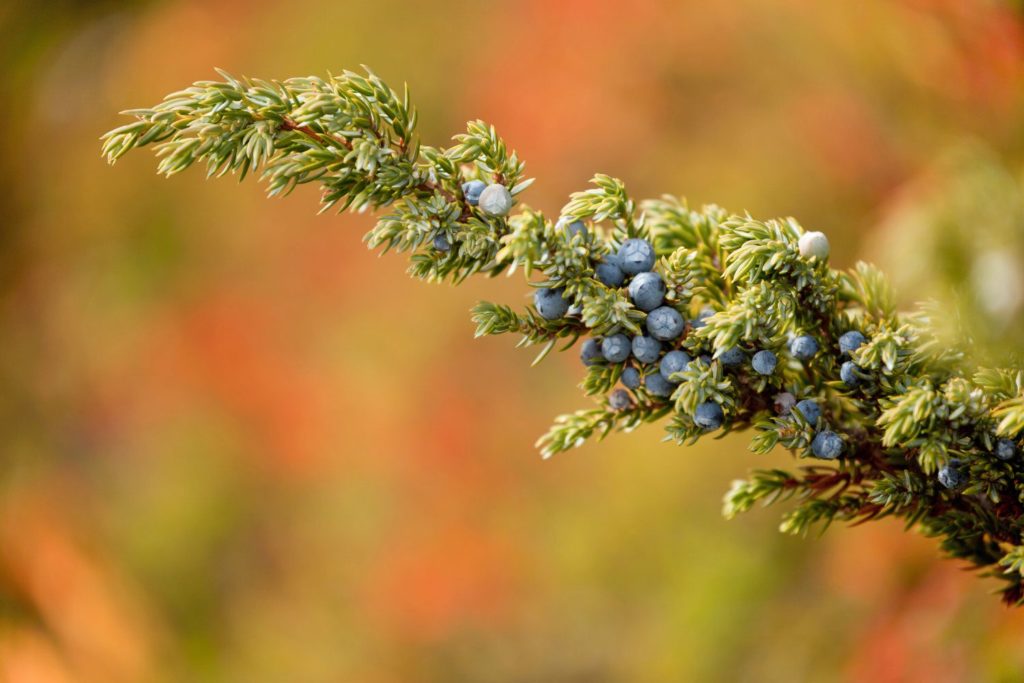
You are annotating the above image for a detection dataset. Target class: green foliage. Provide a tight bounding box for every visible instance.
[104,68,1024,605]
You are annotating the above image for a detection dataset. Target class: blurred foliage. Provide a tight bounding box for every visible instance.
[4,1,1024,682]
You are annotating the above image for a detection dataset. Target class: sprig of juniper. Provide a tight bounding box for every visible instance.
[103,68,1024,605]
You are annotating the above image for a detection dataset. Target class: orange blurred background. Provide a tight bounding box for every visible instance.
[3,1,1024,681]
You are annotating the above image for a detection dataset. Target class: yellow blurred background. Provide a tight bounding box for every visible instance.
[3,1,1024,681]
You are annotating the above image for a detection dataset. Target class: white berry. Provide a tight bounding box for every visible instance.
[798,231,830,260]
[477,183,513,217]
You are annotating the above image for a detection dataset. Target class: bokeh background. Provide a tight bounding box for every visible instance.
[3,1,1024,681]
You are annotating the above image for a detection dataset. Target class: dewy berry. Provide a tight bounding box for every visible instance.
[798,231,830,260]
[595,254,626,288]
[694,401,724,430]
[478,183,513,217]
[659,350,692,383]
[534,287,569,320]
[646,306,685,341]
[789,335,818,361]
[811,430,843,459]
[631,335,662,364]
[838,330,867,356]
[793,399,821,425]
[628,271,666,312]
[580,338,603,366]
[617,238,656,275]
[601,334,631,363]
[752,349,777,375]
[461,179,486,206]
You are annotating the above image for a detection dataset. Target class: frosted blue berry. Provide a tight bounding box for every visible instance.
[601,334,631,363]
[838,330,867,356]
[433,233,451,252]
[631,335,662,364]
[478,183,513,217]
[751,350,777,375]
[774,392,796,415]
[595,255,626,288]
[996,438,1017,461]
[719,347,746,366]
[534,287,569,320]
[646,306,685,341]
[938,464,963,490]
[580,338,603,366]
[789,335,819,361]
[645,372,675,398]
[461,180,486,206]
[694,401,724,430]
[840,360,860,386]
[559,217,589,241]
[621,367,641,390]
[793,399,821,425]
[628,272,666,312]
[691,308,713,329]
[811,430,843,459]
[609,389,632,411]
[617,238,656,275]
[659,350,692,383]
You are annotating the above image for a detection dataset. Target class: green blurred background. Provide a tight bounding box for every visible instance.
[3,1,1024,681]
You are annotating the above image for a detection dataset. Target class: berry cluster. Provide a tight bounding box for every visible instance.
[104,67,1024,604]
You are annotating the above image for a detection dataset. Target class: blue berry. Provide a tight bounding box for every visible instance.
[840,360,860,386]
[996,438,1017,461]
[621,367,641,390]
[560,217,589,241]
[646,306,685,341]
[601,334,631,363]
[659,350,692,383]
[534,287,569,320]
[719,347,746,366]
[789,335,819,361]
[938,464,963,490]
[609,389,632,411]
[461,180,486,206]
[691,308,714,329]
[774,392,796,415]
[811,430,843,459]
[645,372,675,398]
[631,335,662,364]
[751,350,777,375]
[839,330,867,356]
[628,272,666,312]
[433,233,451,252]
[694,401,724,430]
[478,183,514,216]
[617,238,656,275]
[698,354,712,366]
[580,338,603,366]
[595,255,626,288]
[793,399,821,425]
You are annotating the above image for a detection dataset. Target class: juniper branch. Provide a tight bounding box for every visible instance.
[103,68,1024,605]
